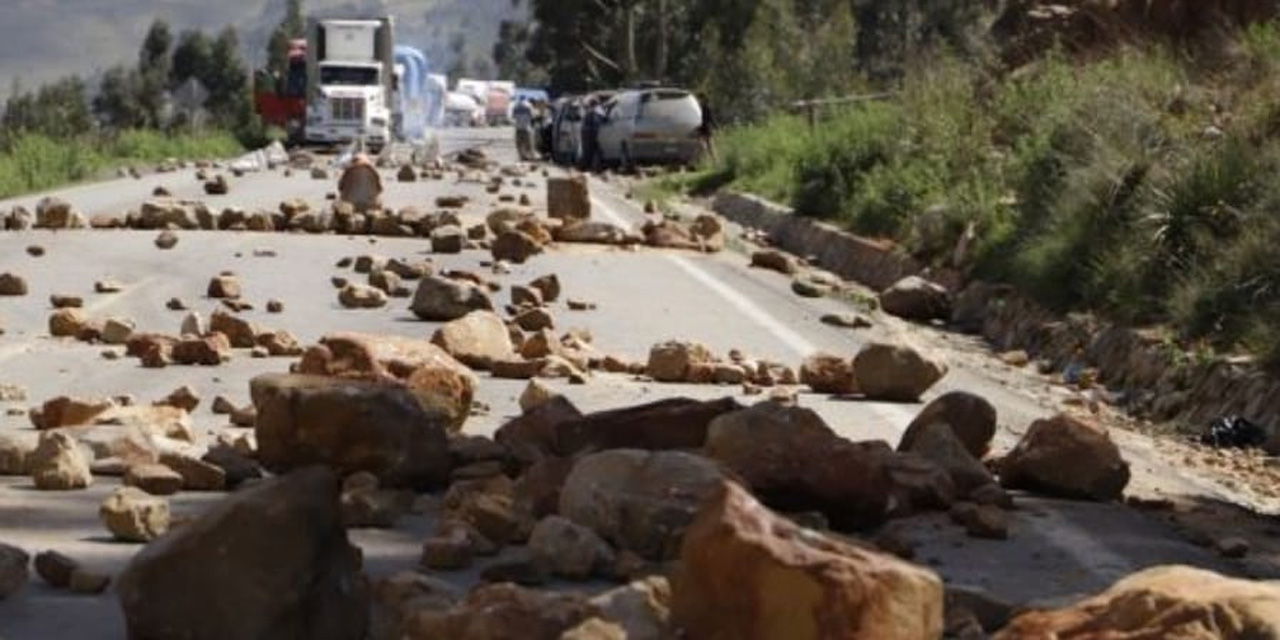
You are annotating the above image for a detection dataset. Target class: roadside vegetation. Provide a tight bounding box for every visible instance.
[0,2,315,199]
[683,35,1280,370]
[0,131,241,199]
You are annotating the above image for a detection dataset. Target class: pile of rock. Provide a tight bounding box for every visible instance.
[117,309,303,368]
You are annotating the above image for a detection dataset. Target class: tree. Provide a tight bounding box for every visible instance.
[267,0,307,75]
[140,19,174,76]
[171,30,214,89]
[94,67,147,129]
[2,75,93,141]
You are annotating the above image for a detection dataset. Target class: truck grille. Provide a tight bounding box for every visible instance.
[330,97,365,122]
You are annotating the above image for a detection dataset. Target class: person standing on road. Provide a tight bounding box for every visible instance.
[512,97,535,161]
[580,97,604,173]
[697,94,718,163]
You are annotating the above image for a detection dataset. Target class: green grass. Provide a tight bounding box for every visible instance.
[672,37,1280,370]
[0,129,242,199]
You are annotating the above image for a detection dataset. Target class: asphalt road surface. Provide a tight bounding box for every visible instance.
[0,128,1275,638]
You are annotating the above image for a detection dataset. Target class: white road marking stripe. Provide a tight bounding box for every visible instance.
[592,191,923,436]
[665,254,818,357]
[591,195,817,358]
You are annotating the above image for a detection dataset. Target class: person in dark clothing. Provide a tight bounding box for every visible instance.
[579,98,604,172]
[697,94,718,163]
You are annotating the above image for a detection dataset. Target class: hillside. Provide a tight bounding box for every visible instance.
[0,0,522,92]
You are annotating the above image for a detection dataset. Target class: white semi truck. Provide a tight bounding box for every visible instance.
[304,17,395,151]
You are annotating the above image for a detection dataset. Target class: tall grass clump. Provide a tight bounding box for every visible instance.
[0,130,242,199]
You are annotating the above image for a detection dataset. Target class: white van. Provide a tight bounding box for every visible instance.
[597,88,703,168]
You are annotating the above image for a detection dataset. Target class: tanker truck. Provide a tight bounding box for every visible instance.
[304,17,395,151]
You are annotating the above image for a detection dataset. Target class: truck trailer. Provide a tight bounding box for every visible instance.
[304,17,395,151]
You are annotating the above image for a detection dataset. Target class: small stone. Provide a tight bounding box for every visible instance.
[0,273,29,296]
[34,550,78,588]
[95,280,124,294]
[165,297,187,311]
[820,313,873,329]
[338,284,388,309]
[207,275,241,299]
[124,463,185,496]
[211,395,236,415]
[567,299,597,311]
[50,294,83,308]
[266,299,284,313]
[154,230,179,250]
[519,379,560,414]
[791,279,830,298]
[26,245,45,257]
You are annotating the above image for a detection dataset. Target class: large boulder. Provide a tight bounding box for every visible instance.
[0,543,29,598]
[879,276,951,322]
[900,421,994,496]
[430,311,515,370]
[496,396,585,465]
[29,431,93,490]
[547,176,591,221]
[998,414,1130,501]
[705,402,893,530]
[559,449,727,561]
[994,565,1280,640]
[117,467,370,640]
[898,391,997,458]
[251,373,452,490]
[554,396,742,456]
[671,481,944,640]
[410,275,495,322]
[301,333,476,433]
[852,341,948,402]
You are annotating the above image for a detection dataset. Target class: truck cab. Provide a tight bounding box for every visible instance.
[304,18,395,151]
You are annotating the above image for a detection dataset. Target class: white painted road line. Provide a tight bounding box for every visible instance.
[591,195,817,358]
[665,254,818,357]
[592,192,925,435]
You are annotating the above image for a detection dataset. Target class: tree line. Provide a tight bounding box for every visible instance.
[2,0,309,150]
[494,0,987,122]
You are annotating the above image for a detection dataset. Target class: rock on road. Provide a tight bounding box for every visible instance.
[0,127,1274,638]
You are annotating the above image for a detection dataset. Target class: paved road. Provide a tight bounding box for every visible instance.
[0,128,1273,638]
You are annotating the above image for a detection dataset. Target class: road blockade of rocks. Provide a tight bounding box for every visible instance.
[0,155,1274,640]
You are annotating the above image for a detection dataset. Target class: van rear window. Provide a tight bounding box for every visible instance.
[638,92,698,122]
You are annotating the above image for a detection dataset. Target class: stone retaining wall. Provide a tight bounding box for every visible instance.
[712,190,1280,452]
[711,192,929,291]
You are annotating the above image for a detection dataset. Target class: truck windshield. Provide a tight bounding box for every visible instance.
[320,66,379,86]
